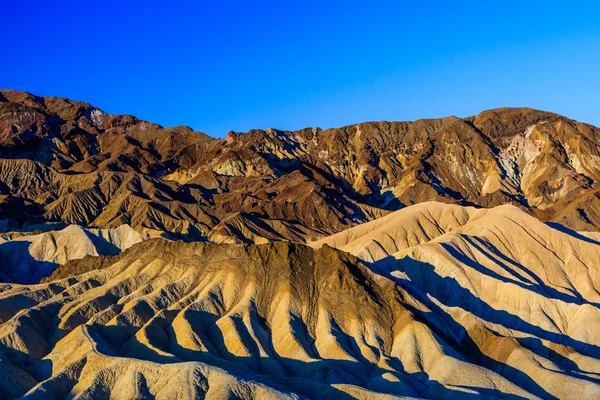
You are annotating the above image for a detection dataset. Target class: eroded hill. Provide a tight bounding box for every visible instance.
[2,203,600,398]
[3,89,600,243]
[3,90,600,399]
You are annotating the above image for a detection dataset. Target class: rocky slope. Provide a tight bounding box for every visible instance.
[3,89,600,243]
[3,89,600,399]
[0,224,154,284]
[1,203,600,398]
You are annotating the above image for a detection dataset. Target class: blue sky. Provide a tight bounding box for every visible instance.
[3,1,600,137]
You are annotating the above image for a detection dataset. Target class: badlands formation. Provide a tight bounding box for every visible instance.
[1,90,600,398]
[3,89,600,240]
[2,203,600,399]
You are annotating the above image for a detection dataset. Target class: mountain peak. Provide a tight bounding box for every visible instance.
[0,89,599,239]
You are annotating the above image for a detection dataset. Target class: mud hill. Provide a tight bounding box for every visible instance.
[3,90,600,399]
[0,224,154,284]
[1,203,600,398]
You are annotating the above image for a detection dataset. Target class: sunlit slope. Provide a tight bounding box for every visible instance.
[311,202,474,262]
[0,224,153,283]
[1,202,600,399]
[5,90,600,238]
[313,202,600,398]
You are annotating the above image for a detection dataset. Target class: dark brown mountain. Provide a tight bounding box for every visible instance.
[3,90,600,399]
[2,89,600,243]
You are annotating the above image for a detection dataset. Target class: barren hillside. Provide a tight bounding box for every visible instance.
[2,90,600,399]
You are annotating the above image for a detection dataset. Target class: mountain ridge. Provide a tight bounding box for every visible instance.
[3,89,600,242]
[3,202,600,398]
[3,89,574,138]
[3,90,600,398]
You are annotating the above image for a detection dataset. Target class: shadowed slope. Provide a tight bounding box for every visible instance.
[0,224,154,283]
[314,202,600,398]
[3,90,600,240]
[0,224,599,398]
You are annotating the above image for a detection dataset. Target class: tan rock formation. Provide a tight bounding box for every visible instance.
[1,203,599,398]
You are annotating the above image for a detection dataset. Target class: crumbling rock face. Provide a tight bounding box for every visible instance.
[2,90,600,242]
[2,90,600,398]
[3,203,600,398]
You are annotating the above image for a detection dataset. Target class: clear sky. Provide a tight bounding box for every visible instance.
[3,1,600,137]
